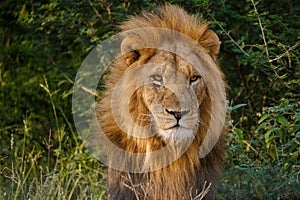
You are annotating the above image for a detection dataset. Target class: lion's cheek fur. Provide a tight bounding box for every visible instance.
[128,89,151,127]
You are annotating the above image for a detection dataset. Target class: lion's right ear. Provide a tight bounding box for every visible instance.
[199,30,221,61]
[121,36,143,66]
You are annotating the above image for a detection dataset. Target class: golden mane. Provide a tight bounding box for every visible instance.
[120,4,220,58]
[121,4,208,41]
[96,4,227,200]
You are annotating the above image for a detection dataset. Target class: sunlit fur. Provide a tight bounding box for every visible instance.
[97,4,226,200]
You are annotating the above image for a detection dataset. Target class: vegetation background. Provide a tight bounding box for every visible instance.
[0,0,299,199]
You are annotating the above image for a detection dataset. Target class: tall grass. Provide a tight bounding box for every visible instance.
[0,77,106,200]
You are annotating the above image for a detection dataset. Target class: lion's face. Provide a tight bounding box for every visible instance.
[134,50,208,144]
[117,28,222,146]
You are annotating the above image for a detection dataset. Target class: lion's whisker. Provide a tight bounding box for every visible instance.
[137,118,152,122]
[139,113,152,116]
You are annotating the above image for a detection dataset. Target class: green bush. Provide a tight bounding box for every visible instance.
[221,101,300,199]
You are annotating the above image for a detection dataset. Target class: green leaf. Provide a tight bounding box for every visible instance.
[235,128,244,142]
[269,144,277,160]
[293,183,300,194]
[265,126,278,144]
[255,122,268,133]
[258,114,271,124]
[276,115,289,126]
[295,112,300,121]
[228,103,247,111]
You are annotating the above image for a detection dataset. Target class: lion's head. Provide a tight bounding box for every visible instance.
[108,17,224,151]
[120,48,210,145]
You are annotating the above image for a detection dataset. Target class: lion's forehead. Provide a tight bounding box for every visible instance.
[147,51,196,78]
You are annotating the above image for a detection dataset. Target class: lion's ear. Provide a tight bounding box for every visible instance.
[200,30,220,61]
[121,36,143,66]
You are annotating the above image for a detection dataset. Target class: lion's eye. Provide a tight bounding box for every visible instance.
[190,75,201,84]
[150,75,163,85]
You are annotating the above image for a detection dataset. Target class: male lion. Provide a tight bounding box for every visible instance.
[96,4,227,200]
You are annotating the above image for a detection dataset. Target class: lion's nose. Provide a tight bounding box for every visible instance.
[165,109,189,120]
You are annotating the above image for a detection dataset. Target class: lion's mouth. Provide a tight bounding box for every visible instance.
[167,124,180,129]
[162,124,189,131]
[165,118,192,129]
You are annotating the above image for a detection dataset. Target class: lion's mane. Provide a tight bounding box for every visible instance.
[96,4,227,200]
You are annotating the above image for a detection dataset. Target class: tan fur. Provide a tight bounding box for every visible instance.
[97,4,226,200]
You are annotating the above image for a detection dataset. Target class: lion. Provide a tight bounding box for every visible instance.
[96,4,227,200]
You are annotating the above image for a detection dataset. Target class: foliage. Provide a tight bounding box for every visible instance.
[220,101,300,199]
[0,0,299,199]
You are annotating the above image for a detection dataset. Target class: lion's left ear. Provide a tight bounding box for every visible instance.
[199,30,220,61]
[121,36,143,66]
[121,35,156,66]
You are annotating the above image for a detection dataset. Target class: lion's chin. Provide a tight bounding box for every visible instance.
[158,126,196,144]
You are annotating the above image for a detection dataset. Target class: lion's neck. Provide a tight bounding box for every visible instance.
[121,139,203,199]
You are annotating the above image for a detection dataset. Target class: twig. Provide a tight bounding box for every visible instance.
[209,14,250,57]
[89,0,103,21]
[243,140,268,163]
[250,0,269,59]
[125,173,141,200]
[192,181,212,200]
[269,42,300,63]
[49,57,101,99]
